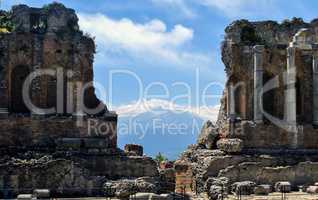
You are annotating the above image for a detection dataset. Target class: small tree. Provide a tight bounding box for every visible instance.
[155,152,167,163]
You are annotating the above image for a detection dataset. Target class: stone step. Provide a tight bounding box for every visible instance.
[0,108,8,113]
[0,108,8,118]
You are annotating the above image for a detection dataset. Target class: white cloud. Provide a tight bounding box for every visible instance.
[197,0,278,18]
[78,13,211,69]
[151,0,196,18]
[115,98,220,122]
[150,0,278,19]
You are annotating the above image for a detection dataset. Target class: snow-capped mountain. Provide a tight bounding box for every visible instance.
[114,99,220,160]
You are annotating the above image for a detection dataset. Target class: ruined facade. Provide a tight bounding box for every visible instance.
[222,19,318,150]
[0,3,117,150]
[176,18,318,199]
[0,4,164,198]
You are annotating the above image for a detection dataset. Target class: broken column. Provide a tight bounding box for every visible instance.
[253,45,265,123]
[313,45,318,127]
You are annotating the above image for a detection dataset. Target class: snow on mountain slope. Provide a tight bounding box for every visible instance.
[115,99,220,159]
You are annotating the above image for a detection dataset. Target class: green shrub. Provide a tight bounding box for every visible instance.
[155,152,167,163]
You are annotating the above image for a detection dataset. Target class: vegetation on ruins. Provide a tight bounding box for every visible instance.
[0,11,14,33]
[42,1,66,12]
[155,152,168,163]
[240,25,264,45]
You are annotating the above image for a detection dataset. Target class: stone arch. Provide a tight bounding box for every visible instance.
[227,75,247,119]
[10,65,30,113]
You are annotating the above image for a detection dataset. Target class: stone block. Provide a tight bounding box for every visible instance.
[87,148,100,154]
[104,179,138,199]
[205,177,229,191]
[17,194,33,200]
[159,193,174,200]
[124,144,143,156]
[217,138,243,153]
[197,120,219,149]
[56,138,82,150]
[174,161,190,172]
[231,181,256,195]
[254,185,271,195]
[275,182,291,193]
[134,193,172,200]
[307,186,318,194]
[0,107,8,119]
[83,138,109,149]
[208,185,223,200]
[135,177,159,193]
[33,189,50,198]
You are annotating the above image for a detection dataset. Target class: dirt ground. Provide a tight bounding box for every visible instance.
[22,192,318,200]
[189,192,318,200]
[224,192,318,200]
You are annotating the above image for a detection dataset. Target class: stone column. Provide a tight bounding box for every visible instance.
[74,81,85,116]
[227,84,236,136]
[227,84,235,117]
[253,45,265,123]
[285,47,297,125]
[313,46,318,126]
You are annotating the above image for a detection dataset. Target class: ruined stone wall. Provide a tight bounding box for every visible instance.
[175,18,318,198]
[0,3,104,114]
[0,115,117,150]
[0,155,159,198]
[220,18,318,149]
[174,161,193,194]
[0,3,116,151]
[222,19,314,119]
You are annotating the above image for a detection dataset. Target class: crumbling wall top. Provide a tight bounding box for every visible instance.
[221,18,318,74]
[1,2,80,34]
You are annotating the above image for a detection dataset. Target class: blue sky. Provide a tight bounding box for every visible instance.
[3,0,318,117]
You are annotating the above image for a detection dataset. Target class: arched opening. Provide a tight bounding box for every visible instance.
[227,75,246,119]
[262,72,276,118]
[296,77,304,123]
[46,75,57,110]
[234,84,246,119]
[11,65,30,114]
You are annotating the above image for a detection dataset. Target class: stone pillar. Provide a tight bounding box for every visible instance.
[227,84,236,136]
[0,78,8,118]
[285,47,297,125]
[74,81,85,116]
[227,84,235,117]
[253,45,265,123]
[313,47,318,126]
